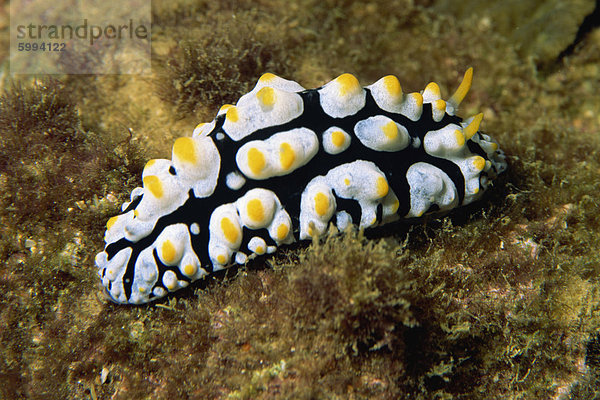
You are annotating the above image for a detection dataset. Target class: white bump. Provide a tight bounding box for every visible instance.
[162,270,178,291]
[366,75,403,113]
[95,252,108,269]
[226,171,246,190]
[423,124,465,157]
[336,211,352,231]
[235,252,248,264]
[236,188,277,229]
[354,116,410,152]
[222,87,304,141]
[318,73,366,118]
[406,162,458,218]
[322,127,351,155]
[192,120,216,137]
[121,201,131,212]
[248,237,267,255]
[236,128,318,180]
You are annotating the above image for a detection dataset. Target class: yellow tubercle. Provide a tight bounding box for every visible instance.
[463,113,483,140]
[143,175,163,199]
[376,176,389,198]
[183,264,197,277]
[259,72,277,83]
[449,67,473,108]
[392,199,400,213]
[138,287,146,293]
[220,217,240,244]
[331,130,346,147]
[106,216,119,230]
[173,137,197,164]
[247,148,266,175]
[144,159,156,169]
[381,121,398,140]
[279,142,296,170]
[423,82,441,99]
[434,99,446,111]
[219,104,234,113]
[336,73,361,96]
[409,92,423,106]
[453,130,466,148]
[165,279,177,290]
[247,199,265,223]
[343,178,351,186]
[256,87,276,107]
[382,75,402,99]
[472,156,486,171]
[314,192,330,217]
[307,221,316,237]
[217,254,227,264]
[226,106,239,122]
[255,246,265,255]
[276,223,289,240]
[161,240,177,264]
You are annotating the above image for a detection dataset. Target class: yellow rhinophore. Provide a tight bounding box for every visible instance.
[463,113,483,140]
[448,67,473,110]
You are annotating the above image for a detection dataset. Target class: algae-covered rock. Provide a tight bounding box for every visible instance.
[433,0,597,63]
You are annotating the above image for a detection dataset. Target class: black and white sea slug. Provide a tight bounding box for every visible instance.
[96,68,507,304]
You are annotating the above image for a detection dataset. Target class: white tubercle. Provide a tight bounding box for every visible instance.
[318,73,366,118]
[236,128,319,180]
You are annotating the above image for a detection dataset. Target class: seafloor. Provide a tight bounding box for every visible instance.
[1,0,600,398]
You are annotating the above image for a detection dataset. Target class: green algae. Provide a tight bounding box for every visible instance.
[1,0,600,398]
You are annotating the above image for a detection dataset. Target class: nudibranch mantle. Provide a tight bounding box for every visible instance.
[96,68,507,304]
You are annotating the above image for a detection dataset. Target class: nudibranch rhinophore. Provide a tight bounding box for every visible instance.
[96,68,507,304]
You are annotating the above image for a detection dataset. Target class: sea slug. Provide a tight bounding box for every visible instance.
[95,68,507,304]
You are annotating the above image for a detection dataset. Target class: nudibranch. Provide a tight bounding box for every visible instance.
[96,68,507,304]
